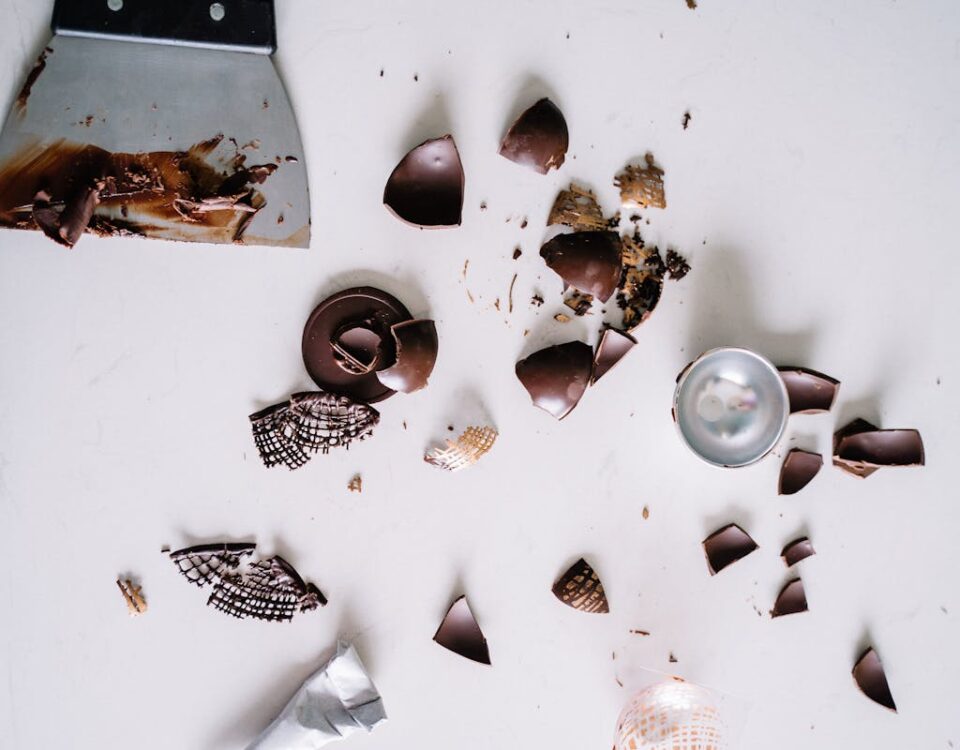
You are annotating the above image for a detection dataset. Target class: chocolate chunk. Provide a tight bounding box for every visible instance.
[853,648,897,712]
[552,558,609,613]
[779,449,823,495]
[376,319,439,394]
[833,419,925,478]
[515,341,594,420]
[424,426,498,472]
[498,98,568,174]
[383,135,464,228]
[615,153,666,209]
[548,184,607,231]
[771,578,808,617]
[778,367,840,413]
[702,524,758,575]
[540,231,622,302]
[512,247,522,260]
[781,537,816,567]
[433,596,490,664]
[664,249,691,280]
[593,327,637,383]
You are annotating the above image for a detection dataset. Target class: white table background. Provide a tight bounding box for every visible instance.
[1,1,958,748]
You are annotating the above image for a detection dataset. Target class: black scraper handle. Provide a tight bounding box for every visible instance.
[52,0,277,53]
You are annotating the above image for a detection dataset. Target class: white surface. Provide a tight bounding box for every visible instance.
[1,1,958,748]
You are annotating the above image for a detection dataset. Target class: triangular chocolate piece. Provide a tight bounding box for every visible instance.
[771,578,808,618]
[853,648,897,712]
[702,524,758,575]
[433,596,490,665]
[552,558,609,613]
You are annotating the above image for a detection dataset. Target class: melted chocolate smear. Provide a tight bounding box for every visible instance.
[853,648,897,712]
[15,47,52,112]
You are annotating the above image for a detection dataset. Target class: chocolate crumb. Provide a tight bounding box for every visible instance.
[668,652,678,663]
[642,505,650,519]
[554,313,571,323]
[520,217,528,229]
[630,629,651,636]
[513,247,522,260]
[494,298,501,311]
[480,201,487,211]
[682,111,692,129]
[664,249,691,280]
[686,0,697,8]
[508,273,518,313]
[347,475,363,493]
[531,294,545,307]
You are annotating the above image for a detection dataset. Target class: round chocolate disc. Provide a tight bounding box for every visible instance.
[302,287,412,403]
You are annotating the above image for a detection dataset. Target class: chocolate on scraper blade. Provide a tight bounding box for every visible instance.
[515,341,594,420]
[593,327,637,383]
[548,184,608,231]
[376,319,438,394]
[383,135,464,228]
[770,578,808,617]
[424,426,498,472]
[498,98,568,174]
[702,524,758,575]
[540,231,622,303]
[777,367,840,413]
[781,537,815,567]
[778,449,823,495]
[552,558,609,613]
[433,596,490,665]
[853,647,897,712]
[833,419,924,478]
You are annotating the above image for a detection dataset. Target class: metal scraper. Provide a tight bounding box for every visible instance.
[0,0,309,248]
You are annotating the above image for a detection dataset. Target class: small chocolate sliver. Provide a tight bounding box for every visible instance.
[433,596,490,665]
[515,341,594,420]
[498,98,569,175]
[702,523,758,575]
[771,578,808,617]
[833,419,924,478]
[548,184,607,231]
[383,135,464,228]
[593,327,637,383]
[779,449,823,495]
[552,558,609,614]
[853,648,897,712]
[778,367,840,413]
[781,537,816,567]
[540,231,622,303]
[376,319,438,394]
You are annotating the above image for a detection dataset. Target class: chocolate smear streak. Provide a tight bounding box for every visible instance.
[15,47,52,113]
[0,135,278,247]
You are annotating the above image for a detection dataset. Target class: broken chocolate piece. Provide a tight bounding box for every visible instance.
[168,543,325,622]
[781,537,816,567]
[593,328,637,383]
[833,419,925,478]
[433,596,490,664]
[617,235,665,330]
[116,578,147,616]
[771,578,808,617]
[548,184,607,231]
[615,153,666,209]
[540,231,622,302]
[347,474,363,493]
[376,319,438,394]
[425,426,498,472]
[552,558,609,613]
[664,249,691,280]
[778,367,840,413]
[498,98,568,174]
[383,135,464,228]
[250,391,380,470]
[852,647,897,712]
[702,524,758,575]
[515,341,594,420]
[564,290,594,316]
[779,449,823,495]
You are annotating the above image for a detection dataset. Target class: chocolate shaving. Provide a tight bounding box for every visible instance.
[552,558,609,613]
[615,153,666,209]
[433,596,490,664]
[778,449,823,495]
[781,537,815,567]
[702,523,758,575]
[116,578,147,616]
[424,426,498,472]
[548,184,607,231]
[852,647,897,712]
[833,419,924,478]
[770,578,808,617]
[664,249,691,280]
[540,231,622,302]
[499,98,569,174]
[593,327,637,382]
[778,367,840,413]
[168,542,325,622]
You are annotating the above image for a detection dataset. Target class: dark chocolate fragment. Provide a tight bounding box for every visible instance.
[540,231,622,303]
[552,558,609,614]
[14,47,51,111]
[498,98,569,174]
[833,419,924,478]
[664,249,691,280]
[853,648,897,712]
[781,537,816,567]
[779,449,823,495]
[593,328,637,383]
[548,184,607,231]
[383,135,464,228]
[515,341,594,420]
[771,578,808,617]
[433,596,490,665]
[376,319,438,394]
[615,153,666,209]
[702,524,758,575]
[778,367,840,413]
[563,290,594,316]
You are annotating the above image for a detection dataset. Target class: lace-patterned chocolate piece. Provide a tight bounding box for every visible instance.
[548,184,608,231]
[615,153,666,209]
[424,426,498,472]
[249,391,380,471]
[168,543,325,622]
[552,558,609,614]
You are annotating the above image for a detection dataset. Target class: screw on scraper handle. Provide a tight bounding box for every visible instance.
[52,0,277,53]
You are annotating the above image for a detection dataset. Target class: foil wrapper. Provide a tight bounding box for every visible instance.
[247,641,386,750]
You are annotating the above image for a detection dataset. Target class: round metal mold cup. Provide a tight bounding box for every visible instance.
[673,347,789,468]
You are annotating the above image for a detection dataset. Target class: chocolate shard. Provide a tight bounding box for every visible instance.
[515,341,594,420]
[833,419,924,478]
[540,231,622,303]
[552,558,609,614]
[116,578,147,616]
[770,578,808,617]
[424,426,498,472]
[781,537,816,567]
[383,135,464,228]
[593,327,637,383]
[376,319,438,394]
[778,367,840,413]
[615,153,666,209]
[702,524,758,575]
[853,647,897,712]
[548,184,607,231]
[433,596,490,665]
[499,98,569,174]
[779,449,823,495]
